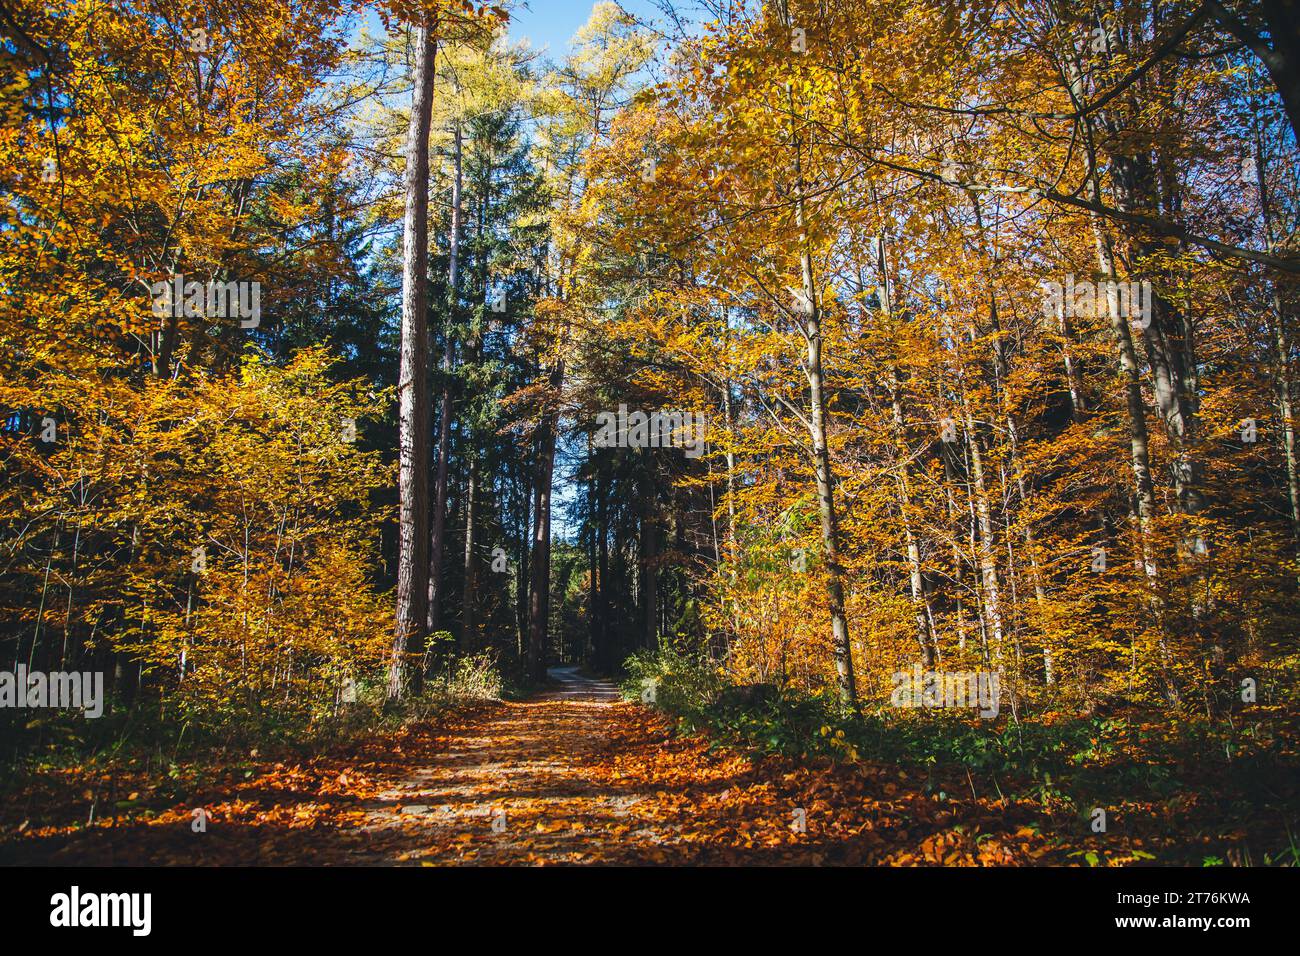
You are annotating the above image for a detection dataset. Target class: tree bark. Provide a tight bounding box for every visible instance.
[516,461,532,659]
[1254,124,1300,555]
[526,361,563,681]
[591,465,608,669]
[1111,150,1203,514]
[878,230,937,668]
[960,391,1005,662]
[786,67,857,707]
[428,121,462,635]
[387,22,436,701]
[1271,295,1300,555]
[641,507,658,653]
[461,457,478,649]
[803,271,857,707]
[1095,222,1179,700]
[1208,0,1300,145]
[1095,224,1160,547]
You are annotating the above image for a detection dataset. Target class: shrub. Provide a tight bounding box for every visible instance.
[407,652,503,718]
[621,648,723,721]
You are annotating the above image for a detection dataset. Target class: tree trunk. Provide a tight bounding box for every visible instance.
[641,508,658,653]
[591,466,608,669]
[1255,124,1300,555]
[516,461,531,659]
[428,121,462,634]
[889,374,936,667]
[1095,222,1178,700]
[461,457,478,650]
[786,70,856,707]
[1208,0,1300,145]
[804,279,856,707]
[387,21,436,701]
[961,392,1005,662]
[1095,224,1160,543]
[1272,298,1300,555]
[527,361,563,681]
[970,196,1052,678]
[878,230,937,668]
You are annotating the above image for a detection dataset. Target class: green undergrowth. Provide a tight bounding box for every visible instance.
[0,650,508,776]
[623,648,1300,864]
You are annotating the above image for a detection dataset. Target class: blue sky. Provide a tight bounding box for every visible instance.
[507,0,668,59]
[355,2,671,63]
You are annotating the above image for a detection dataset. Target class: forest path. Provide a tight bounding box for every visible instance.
[334,667,1022,865]
[351,666,665,863]
[1,669,1049,866]
[536,664,622,702]
[346,665,904,864]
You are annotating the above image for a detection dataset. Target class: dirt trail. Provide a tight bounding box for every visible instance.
[352,666,671,864]
[2,667,1050,866]
[290,667,1024,865]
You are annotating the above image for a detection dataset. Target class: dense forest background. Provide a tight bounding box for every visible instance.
[2,0,1298,803]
